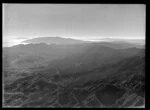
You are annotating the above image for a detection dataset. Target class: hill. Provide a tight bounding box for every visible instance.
[22,36,89,44]
[3,51,145,108]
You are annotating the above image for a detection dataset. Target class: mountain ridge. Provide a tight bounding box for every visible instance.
[22,36,90,44]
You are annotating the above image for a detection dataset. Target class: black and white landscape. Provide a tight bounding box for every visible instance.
[3,4,145,108]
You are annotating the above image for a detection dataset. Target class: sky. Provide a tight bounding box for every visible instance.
[3,4,145,46]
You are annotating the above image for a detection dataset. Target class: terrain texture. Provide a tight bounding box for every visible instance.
[3,37,145,108]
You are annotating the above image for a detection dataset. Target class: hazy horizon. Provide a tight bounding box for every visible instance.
[3,4,145,47]
[2,36,145,47]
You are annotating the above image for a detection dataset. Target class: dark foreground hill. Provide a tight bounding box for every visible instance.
[3,39,145,108]
[3,50,145,108]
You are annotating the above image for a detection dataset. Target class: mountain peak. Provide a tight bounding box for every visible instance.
[22,36,88,45]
